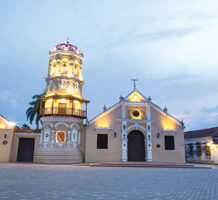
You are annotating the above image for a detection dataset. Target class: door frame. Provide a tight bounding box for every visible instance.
[127,130,146,161]
[17,138,35,162]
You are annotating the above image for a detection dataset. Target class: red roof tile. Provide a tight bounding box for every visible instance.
[185,127,218,139]
[14,126,41,133]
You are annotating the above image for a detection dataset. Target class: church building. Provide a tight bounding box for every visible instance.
[0,41,186,164]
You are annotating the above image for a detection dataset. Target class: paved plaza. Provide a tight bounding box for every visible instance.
[0,163,218,200]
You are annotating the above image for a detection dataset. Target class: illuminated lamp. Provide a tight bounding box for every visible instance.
[130,94,141,102]
[9,122,16,127]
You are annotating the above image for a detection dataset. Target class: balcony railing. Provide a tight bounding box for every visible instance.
[40,107,87,118]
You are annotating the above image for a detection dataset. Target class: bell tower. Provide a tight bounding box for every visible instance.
[35,41,89,163]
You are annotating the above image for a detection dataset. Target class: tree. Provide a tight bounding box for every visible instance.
[26,91,45,129]
[21,123,30,129]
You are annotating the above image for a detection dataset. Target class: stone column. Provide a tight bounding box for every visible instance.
[72,127,77,148]
[78,131,81,145]
[51,130,55,145]
[144,138,147,161]
[43,127,50,148]
[122,102,127,162]
[146,103,152,162]
[201,143,206,161]
[39,131,43,145]
[67,130,71,146]
[193,144,198,160]
[122,134,128,162]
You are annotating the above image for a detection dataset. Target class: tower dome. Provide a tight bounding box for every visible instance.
[49,41,84,59]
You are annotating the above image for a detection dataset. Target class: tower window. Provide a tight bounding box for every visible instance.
[56,131,66,143]
[165,136,175,150]
[97,134,108,149]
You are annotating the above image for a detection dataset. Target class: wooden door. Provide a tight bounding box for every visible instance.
[17,138,35,162]
[128,131,145,161]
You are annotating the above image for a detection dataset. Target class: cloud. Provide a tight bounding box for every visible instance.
[178,105,218,131]
[200,106,218,114]
[0,90,19,107]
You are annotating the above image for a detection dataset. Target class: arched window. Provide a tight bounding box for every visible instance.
[74,60,80,76]
[62,59,68,67]
[61,59,69,74]
[50,60,57,75]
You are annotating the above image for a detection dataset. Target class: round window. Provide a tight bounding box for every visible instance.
[132,110,140,118]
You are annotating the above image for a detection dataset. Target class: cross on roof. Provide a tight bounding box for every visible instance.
[131,78,138,90]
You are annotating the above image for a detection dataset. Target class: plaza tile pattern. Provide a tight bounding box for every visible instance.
[0,163,217,200]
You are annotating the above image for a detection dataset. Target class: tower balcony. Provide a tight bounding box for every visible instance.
[39,107,87,118]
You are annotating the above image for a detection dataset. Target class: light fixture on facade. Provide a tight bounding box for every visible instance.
[9,122,16,128]
[147,125,151,131]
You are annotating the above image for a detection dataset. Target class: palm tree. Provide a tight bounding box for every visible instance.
[21,123,30,129]
[26,91,45,129]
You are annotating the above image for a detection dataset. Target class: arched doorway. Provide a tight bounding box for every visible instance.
[128,130,145,161]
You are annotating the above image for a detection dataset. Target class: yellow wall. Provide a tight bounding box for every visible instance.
[0,129,13,162]
[86,102,185,164]
[151,106,185,163]
[10,133,40,162]
[0,116,14,162]
[85,105,122,162]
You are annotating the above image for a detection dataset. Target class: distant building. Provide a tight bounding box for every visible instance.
[0,41,186,164]
[185,127,218,163]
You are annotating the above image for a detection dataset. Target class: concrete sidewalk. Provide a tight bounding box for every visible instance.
[74,161,212,169]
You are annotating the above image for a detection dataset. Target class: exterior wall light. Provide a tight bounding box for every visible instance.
[114,132,117,138]
[147,125,151,131]
[157,133,160,138]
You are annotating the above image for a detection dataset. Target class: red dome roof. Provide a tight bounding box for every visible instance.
[49,41,83,58]
[56,42,80,52]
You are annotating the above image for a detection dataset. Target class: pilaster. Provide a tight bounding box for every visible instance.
[146,103,152,162]
[122,102,127,162]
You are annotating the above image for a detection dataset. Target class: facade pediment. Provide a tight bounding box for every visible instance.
[125,89,147,102]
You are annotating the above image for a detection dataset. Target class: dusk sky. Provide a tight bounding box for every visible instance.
[1,0,218,131]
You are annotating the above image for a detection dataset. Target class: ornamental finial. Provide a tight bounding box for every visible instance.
[66,37,70,44]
